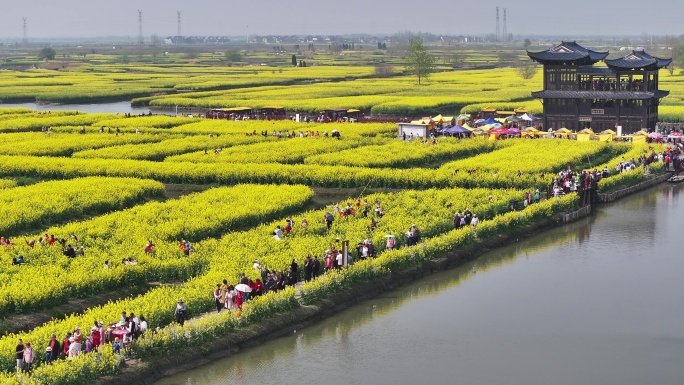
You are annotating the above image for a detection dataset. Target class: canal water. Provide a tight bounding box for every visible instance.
[0,101,152,115]
[155,184,684,385]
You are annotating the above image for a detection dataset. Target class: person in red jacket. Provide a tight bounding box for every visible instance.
[91,327,101,348]
[253,279,263,296]
[144,240,155,253]
[62,333,71,357]
[47,334,60,363]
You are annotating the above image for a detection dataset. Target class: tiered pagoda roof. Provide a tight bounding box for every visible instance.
[605,50,672,70]
[527,41,608,65]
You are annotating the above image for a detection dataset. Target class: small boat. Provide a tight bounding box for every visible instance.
[667,174,684,183]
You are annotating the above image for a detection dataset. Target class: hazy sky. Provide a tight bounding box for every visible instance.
[1,0,682,39]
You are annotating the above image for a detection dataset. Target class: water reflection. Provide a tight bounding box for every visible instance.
[0,101,151,115]
[156,183,684,385]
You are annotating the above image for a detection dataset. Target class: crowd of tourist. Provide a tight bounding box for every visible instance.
[2,233,85,265]
[15,312,150,372]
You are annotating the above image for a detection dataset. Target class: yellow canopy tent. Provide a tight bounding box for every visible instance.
[633,129,649,136]
[514,107,529,114]
[462,123,474,131]
[521,127,541,138]
[600,129,617,135]
[470,127,489,136]
[432,114,443,122]
[553,128,572,137]
[597,134,613,142]
[578,128,595,135]
[576,133,592,141]
[632,135,647,143]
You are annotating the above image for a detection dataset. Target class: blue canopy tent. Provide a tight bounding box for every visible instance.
[443,124,472,137]
[477,117,497,126]
[520,113,539,121]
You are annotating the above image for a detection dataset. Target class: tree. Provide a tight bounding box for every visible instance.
[517,62,538,79]
[225,50,242,63]
[184,48,198,60]
[523,39,532,49]
[38,47,56,61]
[405,38,435,85]
[497,52,519,67]
[667,36,683,75]
[292,54,297,66]
[374,64,394,78]
[149,34,161,60]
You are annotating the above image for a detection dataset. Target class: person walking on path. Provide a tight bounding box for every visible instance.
[225,285,235,310]
[290,259,298,283]
[304,255,313,282]
[23,342,35,372]
[213,284,223,314]
[222,280,231,309]
[15,339,24,372]
[386,233,396,250]
[236,290,243,310]
[312,256,321,280]
[47,334,60,363]
[174,299,187,326]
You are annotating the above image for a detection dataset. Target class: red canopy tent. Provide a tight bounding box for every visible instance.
[488,127,511,135]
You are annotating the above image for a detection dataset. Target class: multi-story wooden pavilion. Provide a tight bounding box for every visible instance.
[528,41,671,134]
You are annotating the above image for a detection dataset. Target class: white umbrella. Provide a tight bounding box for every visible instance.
[235,283,252,292]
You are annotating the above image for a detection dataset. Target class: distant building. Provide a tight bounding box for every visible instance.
[528,41,671,134]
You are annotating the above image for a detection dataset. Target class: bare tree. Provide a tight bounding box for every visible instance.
[517,63,538,79]
[374,64,395,78]
[149,34,161,60]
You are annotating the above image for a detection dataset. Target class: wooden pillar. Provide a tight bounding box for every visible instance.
[543,98,548,131]
[543,65,548,90]
[617,97,621,130]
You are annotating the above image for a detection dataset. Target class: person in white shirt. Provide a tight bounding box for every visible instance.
[139,316,148,334]
[335,252,343,269]
[273,226,284,240]
[471,214,479,227]
[67,337,79,360]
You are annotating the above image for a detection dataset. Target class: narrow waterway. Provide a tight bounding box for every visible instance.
[0,101,151,115]
[155,184,684,385]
